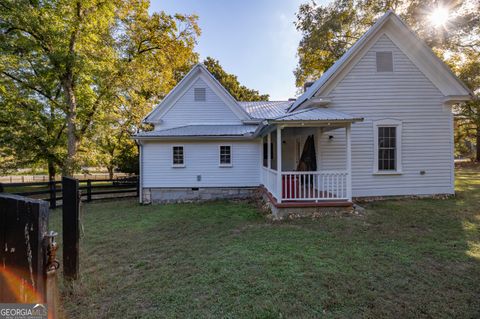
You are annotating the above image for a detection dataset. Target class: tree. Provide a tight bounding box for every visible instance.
[0,0,200,177]
[203,57,269,101]
[450,49,480,160]
[113,141,139,175]
[294,0,479,159]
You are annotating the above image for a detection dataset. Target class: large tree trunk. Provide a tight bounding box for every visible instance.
[62,3,81,177]
[108,166,114,180]
[63,78,78,177]
[48,159,56,182]
[476,126,480,162]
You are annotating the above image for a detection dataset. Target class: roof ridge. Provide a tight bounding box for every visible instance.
[154,124,191,132]
[238,100,289,103]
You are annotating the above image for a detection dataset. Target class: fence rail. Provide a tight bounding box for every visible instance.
[0,173,132,184]
[0,176,138,208]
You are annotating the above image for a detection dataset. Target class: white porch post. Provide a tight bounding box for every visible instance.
[346,125,352,201]
[276,126,282,203]
[267,133,272,169]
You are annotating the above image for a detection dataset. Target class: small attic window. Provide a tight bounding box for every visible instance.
[194,87,206,101]
[376,52,393,72]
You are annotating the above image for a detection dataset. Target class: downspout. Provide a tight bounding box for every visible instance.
[135,139,143,204]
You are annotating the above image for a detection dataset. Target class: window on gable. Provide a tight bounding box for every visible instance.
[194,87,206,101]
[219,145,232,166]
[376,51,393,72]
[172,146,184,167]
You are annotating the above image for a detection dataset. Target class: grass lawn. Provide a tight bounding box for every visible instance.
[51,167,480,318]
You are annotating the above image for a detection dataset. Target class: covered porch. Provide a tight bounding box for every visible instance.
[259,109,362,204]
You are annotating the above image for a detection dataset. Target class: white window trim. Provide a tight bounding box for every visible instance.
[373,119,402,175]
[172,145,185,168]
[219,145,233,167]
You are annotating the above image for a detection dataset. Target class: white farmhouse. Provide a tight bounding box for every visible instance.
[134,11,472,212]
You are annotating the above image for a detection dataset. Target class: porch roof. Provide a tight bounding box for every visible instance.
[134,124,258,139]
[272,108,363,123]
[238,101,293,119]
[238,101,363,124]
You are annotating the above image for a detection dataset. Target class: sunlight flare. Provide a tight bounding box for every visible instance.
[429,6,450,28]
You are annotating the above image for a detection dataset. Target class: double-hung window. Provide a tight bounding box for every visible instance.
[373,119,402,174]
[219,145,232,167]
[172,146,185,167]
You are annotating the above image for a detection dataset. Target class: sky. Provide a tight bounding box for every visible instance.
[150,0,327,101]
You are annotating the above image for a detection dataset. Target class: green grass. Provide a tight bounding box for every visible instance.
[51,167,480,318]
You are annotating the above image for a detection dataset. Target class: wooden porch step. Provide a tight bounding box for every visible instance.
[260,186,353,209]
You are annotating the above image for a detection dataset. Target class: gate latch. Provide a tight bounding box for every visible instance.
[44,231,60,274]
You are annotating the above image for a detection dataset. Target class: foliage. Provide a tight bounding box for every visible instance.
[51,168,480,318]
[454,118,476,159]
[450,49,480,160]
[0,0,200,176]
[113,141,139,175]
[203,57,269,101]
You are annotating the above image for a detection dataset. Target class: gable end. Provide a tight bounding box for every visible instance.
[144,64,251,124]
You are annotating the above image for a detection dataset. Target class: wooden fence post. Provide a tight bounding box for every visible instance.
[87,180,92,202]
[62,177,80,280]
[136,176,139,198]
[49,181,57,209]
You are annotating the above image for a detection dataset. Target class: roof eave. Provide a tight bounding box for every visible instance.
[132,135,257,141]
[270,118,364,126]
[443,94,473,105]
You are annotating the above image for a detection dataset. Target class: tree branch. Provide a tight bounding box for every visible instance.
[1,71,62,108]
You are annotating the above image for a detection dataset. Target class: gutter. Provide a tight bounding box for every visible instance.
[270,119,364,126]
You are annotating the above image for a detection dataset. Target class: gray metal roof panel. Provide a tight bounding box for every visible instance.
[238,101,293,119]
[273,108,362,122]
[135,125,258,137]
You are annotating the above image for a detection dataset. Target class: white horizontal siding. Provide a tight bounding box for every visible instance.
[321,34,454,197]
[142,140,260,188]
[318,128,347,171]
[156,78,242,130]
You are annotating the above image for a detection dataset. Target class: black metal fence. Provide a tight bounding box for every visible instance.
[0,176,138,208]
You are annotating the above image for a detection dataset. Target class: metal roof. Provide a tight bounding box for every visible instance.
[135,125,258,138]
[238,101,361,122]
[273,108,363,122]
[238,101,293,119]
